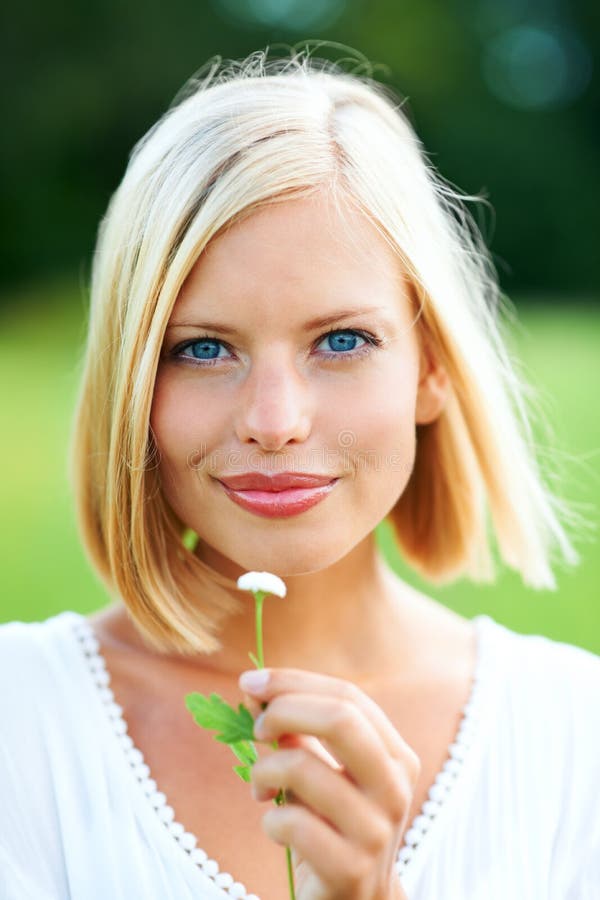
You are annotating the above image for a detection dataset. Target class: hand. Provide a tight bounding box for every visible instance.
[239,668,419,900]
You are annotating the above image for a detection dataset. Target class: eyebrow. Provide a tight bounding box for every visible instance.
[167,306,390,334]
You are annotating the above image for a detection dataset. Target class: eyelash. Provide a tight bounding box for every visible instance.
[170,328,384,368]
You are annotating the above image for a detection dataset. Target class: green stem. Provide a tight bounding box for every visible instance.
[255,591,265,669]
[285,845,296,899]
[274,783,296,899]
[253,590,296,900]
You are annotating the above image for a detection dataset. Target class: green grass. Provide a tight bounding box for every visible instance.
[1,279,598,654]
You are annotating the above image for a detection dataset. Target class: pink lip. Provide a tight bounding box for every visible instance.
[217,471,335,491]
[218,479,339,518]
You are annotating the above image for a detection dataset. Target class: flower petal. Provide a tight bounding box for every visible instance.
[236,571,287,597]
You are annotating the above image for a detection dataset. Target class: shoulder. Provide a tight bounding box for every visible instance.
[0,611,86,711]
[478,611,598,682]
[482,617,600,849]
[0,614,90,895]
[0,611,95,799]
[510,630,600,890]
[0,610,82,661]
[477,616,600,783]
[492,619,600,703]
[485,617,600,745]
[509,625,600,762]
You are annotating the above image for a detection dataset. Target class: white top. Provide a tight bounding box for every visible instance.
[0,610,599,900]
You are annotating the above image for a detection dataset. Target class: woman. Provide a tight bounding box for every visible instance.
[1,48,598,900]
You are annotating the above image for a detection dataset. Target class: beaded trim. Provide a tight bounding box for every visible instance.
[72,614,490,897]
[393,614,491,877]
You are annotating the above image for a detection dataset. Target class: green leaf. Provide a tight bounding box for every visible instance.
[185,693,259,783]
[248,651,260,668]
[185,692,255,743]
[229,739,259,782]
[224,739,258,767]
[233,764,252,783]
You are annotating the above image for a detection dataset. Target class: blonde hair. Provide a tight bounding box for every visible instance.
[69,45,579,656]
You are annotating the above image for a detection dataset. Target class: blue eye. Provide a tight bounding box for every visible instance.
[171,327,381,367]
[179,338,229,362]
[317,329,368,356]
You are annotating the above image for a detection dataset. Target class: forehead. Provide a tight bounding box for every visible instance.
[172,191,411,326]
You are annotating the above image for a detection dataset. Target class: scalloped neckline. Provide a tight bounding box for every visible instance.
[71,612,493,899]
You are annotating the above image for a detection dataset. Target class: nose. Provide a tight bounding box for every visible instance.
[234,353,312,451]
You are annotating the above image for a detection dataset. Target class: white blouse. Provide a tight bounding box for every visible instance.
[0,610,598,899]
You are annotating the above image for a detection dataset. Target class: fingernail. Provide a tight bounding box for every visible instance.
[239,669,270,693]
[253,712,266,738]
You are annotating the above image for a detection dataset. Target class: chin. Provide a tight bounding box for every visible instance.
[227,540,349,579]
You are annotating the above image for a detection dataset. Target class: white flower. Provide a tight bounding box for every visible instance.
[237,571,287,598]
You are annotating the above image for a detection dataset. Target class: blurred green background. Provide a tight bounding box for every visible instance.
[1,1,598,653]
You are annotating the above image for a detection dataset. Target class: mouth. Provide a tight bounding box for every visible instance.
[216,478,339,519]
[217,471,337,491]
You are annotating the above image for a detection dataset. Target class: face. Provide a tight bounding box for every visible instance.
[151,190,446,579]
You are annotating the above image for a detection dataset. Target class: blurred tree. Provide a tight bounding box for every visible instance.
[0,0,597,301]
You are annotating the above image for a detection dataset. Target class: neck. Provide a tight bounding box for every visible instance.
[92,533,453,688]
[188,532,428,684]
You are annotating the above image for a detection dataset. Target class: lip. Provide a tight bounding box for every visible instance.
[217,471,336,491]
[216,476,339,519]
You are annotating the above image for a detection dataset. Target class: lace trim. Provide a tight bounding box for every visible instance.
[72,614,491,898]
[394,615,491,873]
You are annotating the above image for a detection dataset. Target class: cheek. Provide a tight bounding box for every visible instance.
[333,357,419,450]
[151,375,188,465]
[149,372,224,501]
[339,360,419,508]
[360,400,417,490]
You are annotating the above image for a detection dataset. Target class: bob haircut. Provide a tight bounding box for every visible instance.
[69,46,579,656]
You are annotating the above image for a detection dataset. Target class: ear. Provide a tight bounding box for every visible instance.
[415,338,449,425]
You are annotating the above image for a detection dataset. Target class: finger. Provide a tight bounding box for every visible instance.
[252,747,393,851]
[261,803,371,893]
[275,732,343,772]
[240,692,265,721]
[242,691,344,773]
[253,692,415,820]
[239,667,416,764]
[243,683,345,781]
